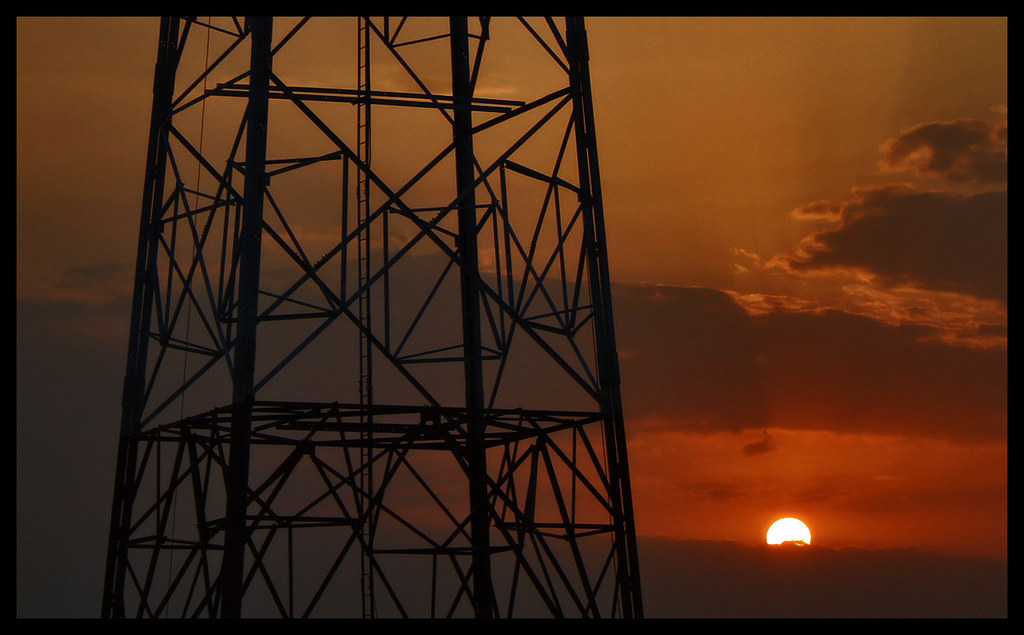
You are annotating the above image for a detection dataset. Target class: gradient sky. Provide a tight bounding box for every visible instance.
[17,16,1006,617]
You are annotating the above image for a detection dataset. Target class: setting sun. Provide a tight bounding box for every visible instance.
[766,517,811,546]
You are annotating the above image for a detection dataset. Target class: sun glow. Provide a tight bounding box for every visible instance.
[766,517,811,546]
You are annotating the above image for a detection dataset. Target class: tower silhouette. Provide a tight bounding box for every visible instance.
[102,16,642,618]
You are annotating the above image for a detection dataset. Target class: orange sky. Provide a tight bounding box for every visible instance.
[17,17,1006,617]
[582,17,1007,560]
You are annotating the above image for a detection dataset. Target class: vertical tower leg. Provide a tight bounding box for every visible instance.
[566,16,644,618]
[450,16,495,618]
[219,16,272,618]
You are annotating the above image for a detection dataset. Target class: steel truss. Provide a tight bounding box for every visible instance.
[103,16,642,618]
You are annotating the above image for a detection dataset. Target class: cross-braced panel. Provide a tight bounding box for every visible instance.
[104,16,641,618]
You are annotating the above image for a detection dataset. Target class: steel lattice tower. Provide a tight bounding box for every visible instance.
[102,16,642,618]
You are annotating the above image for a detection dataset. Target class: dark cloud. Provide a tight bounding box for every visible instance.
[880,116,1007,183]
[614,284,768,432]
[706,487,740,502]
[754,306,1005,439]
[741,430,775,455]
[784,186,1007,303]
[639,537,1007,618]
[614,284,1007,441]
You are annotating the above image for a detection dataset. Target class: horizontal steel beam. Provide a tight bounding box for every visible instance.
[209,83,526,113]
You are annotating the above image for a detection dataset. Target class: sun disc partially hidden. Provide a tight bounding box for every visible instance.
[766,517,811,546]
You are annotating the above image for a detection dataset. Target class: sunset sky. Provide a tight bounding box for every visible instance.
[17,16,1006,618]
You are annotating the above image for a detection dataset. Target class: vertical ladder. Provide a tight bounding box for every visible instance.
[356,15,375,620]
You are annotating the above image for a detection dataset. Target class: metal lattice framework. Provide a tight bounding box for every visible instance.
[102,16,642,618]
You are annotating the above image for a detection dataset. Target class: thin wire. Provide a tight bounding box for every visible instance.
[167,16,211,616]
[179,19,211,420]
